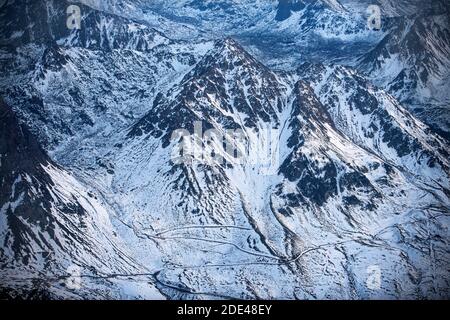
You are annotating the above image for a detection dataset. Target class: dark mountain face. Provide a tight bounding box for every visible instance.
[112,36,449,299]
[0,0,56,49]
[0,99,51,176]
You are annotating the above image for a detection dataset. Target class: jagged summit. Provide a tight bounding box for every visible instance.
[0,0,170,52]
[189,37,272,77]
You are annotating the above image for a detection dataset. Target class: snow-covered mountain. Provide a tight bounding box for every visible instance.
[84,0,450,136]
[0,0,449,299]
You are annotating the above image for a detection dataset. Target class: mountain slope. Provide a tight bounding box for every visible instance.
[358,12,450,136]
[104,39,450,299]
